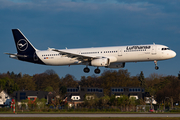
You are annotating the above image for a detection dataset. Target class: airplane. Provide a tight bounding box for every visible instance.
[5,29,176,74]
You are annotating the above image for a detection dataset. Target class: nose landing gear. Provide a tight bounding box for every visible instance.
[155,66,159,70]
[154,60,159,70]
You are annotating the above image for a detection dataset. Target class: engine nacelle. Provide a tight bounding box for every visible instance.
[91,58,110,67]
[106,62,125,68]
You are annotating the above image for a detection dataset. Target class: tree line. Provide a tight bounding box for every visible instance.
[0,69,180,108]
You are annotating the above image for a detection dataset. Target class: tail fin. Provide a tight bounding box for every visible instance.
[11,29,45,64]
[12,29,37,54]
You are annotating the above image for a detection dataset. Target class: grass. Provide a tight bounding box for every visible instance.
[0,111,180,114]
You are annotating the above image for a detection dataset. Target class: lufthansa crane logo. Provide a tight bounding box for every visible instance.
[17,39,28,51]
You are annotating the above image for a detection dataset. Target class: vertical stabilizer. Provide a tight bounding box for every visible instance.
[11,29,44,65]
[12,29,37,54]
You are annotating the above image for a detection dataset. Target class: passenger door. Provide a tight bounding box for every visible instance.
[151,45,157,55]
[118,49,122,56]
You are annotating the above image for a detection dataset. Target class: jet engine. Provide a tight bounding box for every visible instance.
[105,62,125,68]
[91,58,110,67]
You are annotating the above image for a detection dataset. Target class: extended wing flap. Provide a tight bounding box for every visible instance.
[52,49,98,61]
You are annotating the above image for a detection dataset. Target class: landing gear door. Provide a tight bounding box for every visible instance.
[118,49,122,56]
[151,45,156,55]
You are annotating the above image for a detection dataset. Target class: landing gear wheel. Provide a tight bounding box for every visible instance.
[94,68,100,74]
[154,60,159,70]
[155,66,159,70]
[84,67,90,73]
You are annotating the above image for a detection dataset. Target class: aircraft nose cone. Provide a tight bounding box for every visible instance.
[171,51,176,58]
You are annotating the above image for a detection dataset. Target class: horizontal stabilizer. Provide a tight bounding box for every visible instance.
[4,53,27,57]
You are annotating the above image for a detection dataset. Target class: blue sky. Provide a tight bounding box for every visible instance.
[0,0,179,80]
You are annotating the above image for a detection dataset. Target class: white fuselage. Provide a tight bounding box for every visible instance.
[8,29,176,74]
[36,44,176,66]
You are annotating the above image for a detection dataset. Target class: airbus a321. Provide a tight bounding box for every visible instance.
[5,29,176,74]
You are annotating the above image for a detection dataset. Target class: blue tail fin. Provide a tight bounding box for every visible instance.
[11,29,45,65]
[12,29,37,54]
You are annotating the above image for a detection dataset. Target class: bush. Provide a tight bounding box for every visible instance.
[81,107,88,112]
[48,109,52,112]
[109,108,121,112]
[0,108,11,112]
[88,108,96,112]
[169,109,180,112]
[41,108,48,112]
[67,108,75,112]
[52,109,59,112]
[59,109,66,112]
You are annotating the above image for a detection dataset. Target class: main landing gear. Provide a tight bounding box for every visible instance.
[83,67,90,73]
[154,60,159,70]
[94,67,100,74]
[83,67,101,74]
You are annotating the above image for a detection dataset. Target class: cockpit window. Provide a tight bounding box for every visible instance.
[162,48,170,50]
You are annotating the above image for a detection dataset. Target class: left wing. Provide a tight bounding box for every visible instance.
[52,49,101,62]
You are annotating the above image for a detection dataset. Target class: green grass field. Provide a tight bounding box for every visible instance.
[0,111,180,114]
[1,118,180,120]
[0,118,180,120]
